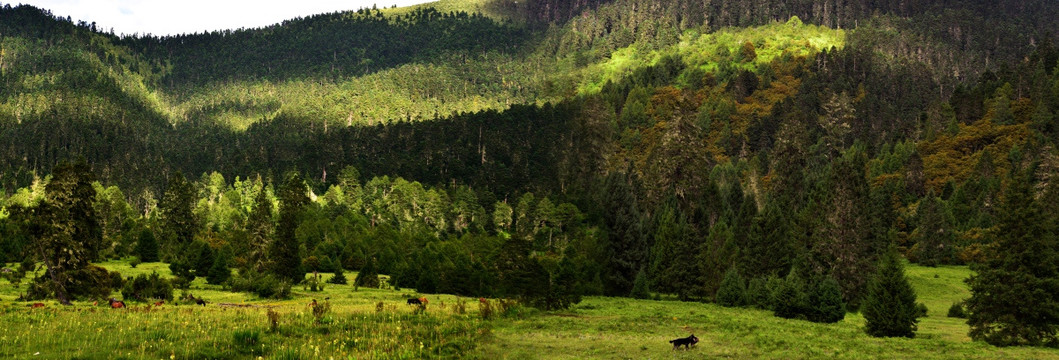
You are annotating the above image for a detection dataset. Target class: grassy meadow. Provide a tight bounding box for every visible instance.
[1,261,1057,359]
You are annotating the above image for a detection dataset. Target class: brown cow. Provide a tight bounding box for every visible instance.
[109,298,126,309]
[29,302,45,308]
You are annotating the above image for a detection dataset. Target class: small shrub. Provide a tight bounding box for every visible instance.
[375,301,385,313]
[109,271,124,290]
[129,257,142,268]
[230,269,292,299]
[121,272,174,302]
[716,268,747,307]
[947,302,967,318]
[327,268,347,285]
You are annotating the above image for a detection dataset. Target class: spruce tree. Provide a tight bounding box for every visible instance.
[863,251,919,338]
[809,276,846,323]
[601,170,647,297]
[966,168,1059,346]
[135,228,158,262]
[159,172,197,260]
[773,271,809,319]
[912,193,955,266]
[630,268,650,299]
[328,266,348,285]
[716,268,747,307]
[354,256,380,289]
[207,250,231,285]
[271,173,308,284]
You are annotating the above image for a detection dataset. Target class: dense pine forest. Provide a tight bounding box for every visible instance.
[3,0,1059,350]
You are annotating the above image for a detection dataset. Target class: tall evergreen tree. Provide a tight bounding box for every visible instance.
[23,160,99,304]
[246,182,274,271]
[815,146,878,308]
[601,170,647,296]
[716,268,747,307]
[134,228,158,262]
[159,172,197,261]
[966,168,1059,346]
[911,193,955,266]
[207,249,231,285]
[863,251,919,338]
[648,198,699,300]
[270,173,308,284]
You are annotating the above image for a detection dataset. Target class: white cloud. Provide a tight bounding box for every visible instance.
[13,0,438,36]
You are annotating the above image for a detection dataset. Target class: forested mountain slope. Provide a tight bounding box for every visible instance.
[1,1,1059,334]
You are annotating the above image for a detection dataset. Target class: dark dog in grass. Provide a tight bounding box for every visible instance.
[669,334,699,350]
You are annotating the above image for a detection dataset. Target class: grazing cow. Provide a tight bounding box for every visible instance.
[154,300,165,306]
[109,298,126,309]
[479,297,488,303]
[29,302,45,308]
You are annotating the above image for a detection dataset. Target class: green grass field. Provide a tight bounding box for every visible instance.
[1,261,1057,359]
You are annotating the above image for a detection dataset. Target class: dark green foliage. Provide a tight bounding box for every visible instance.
[159,173,197,260]
[809,276,847,323]
[601,171,647,297]
[910,194,956,266]
[354,257,380,289]
[746,277,770,309]
[772,272,809,320]
[192,241,215,275]
[168,259,195,288]
[271,173,308,284]
[133,228,155,262]
[648,199,699,300]
[207,251,231,285]
[20,160,100,304]
[716,268,746,307]
[863,252,919,338]
[948,302,967,318]
[327,267,348,285]
[966,169,1059,347]
[630,268,650,299]
[121,272,174,302]
[229,269,292,299]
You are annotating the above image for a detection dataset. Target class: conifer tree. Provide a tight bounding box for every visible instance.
[911,193,955,266]
[207,250,231,285]
[135,228,158,262]
[327,266,348,285]
[270,173,308,284]
[601,170,647,296]
[354,256,380,289]
[809,276,846,323]
[773,270,809,319]
[863,251,919,338]
[630,268,650,299]
[159,172,196,260]
[716,268,747,307]
[966,168,1059,346]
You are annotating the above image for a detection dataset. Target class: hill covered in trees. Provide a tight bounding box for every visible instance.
[3,0,1059,347]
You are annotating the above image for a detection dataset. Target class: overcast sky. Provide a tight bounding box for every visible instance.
[13,0,438,36]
